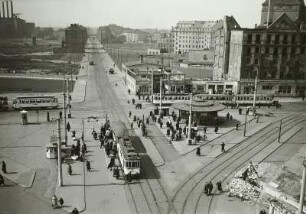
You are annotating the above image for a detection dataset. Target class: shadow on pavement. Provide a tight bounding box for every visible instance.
[139,154,160,180]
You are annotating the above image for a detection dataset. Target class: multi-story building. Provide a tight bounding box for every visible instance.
[227,0,306,96]
[122,32,139,43]
[157,32,173,53]
[171,20,218,54]
[65,24,87,53]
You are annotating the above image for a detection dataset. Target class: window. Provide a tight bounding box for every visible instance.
[265,47,269,54]
[255,47,259,54]
[273,48,278,56]
[267,35,271,44]
[247,34,252,44]
[291,35,296,44]
[282,47,287,56]
[262,85,273,90]
[283,35,288,44]
[275,35,280,44]
[279,86,291,94]
[256,34,261,44]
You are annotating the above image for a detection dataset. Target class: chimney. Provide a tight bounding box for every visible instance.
[6,0,9,18]
[10,0,13,18]
[2,1,5,18]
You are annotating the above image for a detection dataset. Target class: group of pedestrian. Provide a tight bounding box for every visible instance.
[51,195,64,209]
[204,181,223,196]
[226,112,233,120]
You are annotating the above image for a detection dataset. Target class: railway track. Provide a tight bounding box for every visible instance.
[169,114,305,214]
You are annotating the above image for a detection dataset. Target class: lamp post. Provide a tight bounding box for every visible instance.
[159,77,162,116]
[278,119,282,143]
[188,93,193,145]
[243,111,248,137]
[63,78,68,146]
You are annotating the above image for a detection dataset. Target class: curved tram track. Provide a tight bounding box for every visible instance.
[169,114,305,214]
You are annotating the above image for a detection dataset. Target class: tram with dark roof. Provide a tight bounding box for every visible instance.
[112,121,140,179]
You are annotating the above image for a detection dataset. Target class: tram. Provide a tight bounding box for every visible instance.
[12,96,59,109]
[233,94,275,106]
[193,94,235,105]
[112,121,140,179]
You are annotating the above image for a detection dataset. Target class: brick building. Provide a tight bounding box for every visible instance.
[65,24,87,53]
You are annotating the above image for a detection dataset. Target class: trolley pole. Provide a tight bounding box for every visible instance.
[57,117,63,187]
[63,79,68,146]
[298,157,306,214]
[278,119,282,143]
[243,112,248,137]
[82,118,85,143]
[188,93,192,145]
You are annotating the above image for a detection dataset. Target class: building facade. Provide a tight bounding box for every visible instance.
[65,24,87,53]
[157,32,173,53]
[171,20,218,54]
[228,14,306,95]
[122,32,139,43]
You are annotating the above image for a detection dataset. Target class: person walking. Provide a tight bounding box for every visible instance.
[236,123,239,130]
[67,163,72,175]
[66,122,71,132]
[86,161,91,171]
[59,111,63,119]
[47,111,50,122]
[2,161,6,174]
[221,142,225,153]
[208,181,213,196]
[0,174,4,186]
[216,181,223,192]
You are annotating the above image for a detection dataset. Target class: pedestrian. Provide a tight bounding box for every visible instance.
[131,122,134,129]
[160,122,163,128]
[52,195,58,208]
[59,111,63,119]
[67,163,72,175]
[238,108,242,115]
[128,89,130,94]
[72,130,76,137]
[2,161,6,174]
[204,126,207,134]
[204,182,209,195]
[246,107,250,115]
[236,123,239,130]
[71,207,79,214]
[221,142,225,153]
[58,197,64,207]
[129,111,132,117]
[259,209,267,214]
[47,111,50,122]
[226,112,230,120]
[214,125,218,134]
[216,181,223,192]
[86,160,91,171]
[208,181,213,196]
[230,115,233,120]
[66,122,71,132]
[0,174,4,186]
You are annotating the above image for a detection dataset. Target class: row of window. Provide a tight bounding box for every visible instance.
[247,34,306,45]
[125,161,140,168]
[262,86,306,94]
[17,99,57,104]
[176,35,209,39]
[173,28,211,32]
[247,47,306,55]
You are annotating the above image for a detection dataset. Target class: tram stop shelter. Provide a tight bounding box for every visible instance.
[172,97,225,125]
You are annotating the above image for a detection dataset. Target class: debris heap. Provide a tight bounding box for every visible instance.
[228,162,261,201]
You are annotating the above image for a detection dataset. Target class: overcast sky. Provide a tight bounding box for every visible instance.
[13,0,265,29]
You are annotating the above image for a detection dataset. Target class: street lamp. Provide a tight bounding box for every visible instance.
[252,69,259,116]
[243,110,248,137]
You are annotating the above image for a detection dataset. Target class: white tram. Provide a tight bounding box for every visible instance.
[13,96,59,109]
[233,94,275,106]
[113,121,140,178]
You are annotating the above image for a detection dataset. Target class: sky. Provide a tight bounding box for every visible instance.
[13,0,265,29]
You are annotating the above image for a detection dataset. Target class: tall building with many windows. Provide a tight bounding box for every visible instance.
[227,0,306,96]
[171,20,218,54]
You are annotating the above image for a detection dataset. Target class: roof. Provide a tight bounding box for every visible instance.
[172,98,225,113]
[177,67,213,80]
[14,96,56,99]
[262,0,305,6]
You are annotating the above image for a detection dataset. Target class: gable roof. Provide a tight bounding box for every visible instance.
[267,13,299,31]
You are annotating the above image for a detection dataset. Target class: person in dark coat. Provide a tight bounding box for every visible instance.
[59,111,63,119]
[216,181,222,192]
[214,126,219,134]
[86,161,91,171]
[71,208,79,214]
[66,122,71,132]
[221,142,225,153]
[0,174,4,186]
[2,161,6,174]
[208,181,213,195]
[236,123,239,130]
[47,112,50,122]
[204,182,209,195]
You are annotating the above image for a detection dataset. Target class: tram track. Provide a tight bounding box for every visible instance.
[168,114,305,214]
[91,49,174,214]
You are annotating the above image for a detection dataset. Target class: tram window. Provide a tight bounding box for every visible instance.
[36,99,41,103]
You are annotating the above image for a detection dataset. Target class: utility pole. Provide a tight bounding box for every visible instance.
[278,119,282,143]
[244,112,248,137]
[63,78,68,146]
[82,118,85,143]
[67,78,71,118]
[188,93,192,145]
[57,117,63,187]
[159,77,162,116]
[151,69,154,103]
[252,70,258,116]
[298,156,306,214]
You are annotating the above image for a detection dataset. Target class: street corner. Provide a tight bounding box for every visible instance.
[0,158,36,188]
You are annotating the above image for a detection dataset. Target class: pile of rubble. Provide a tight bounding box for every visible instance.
[228,178,261,201]
[228,162,262,201]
